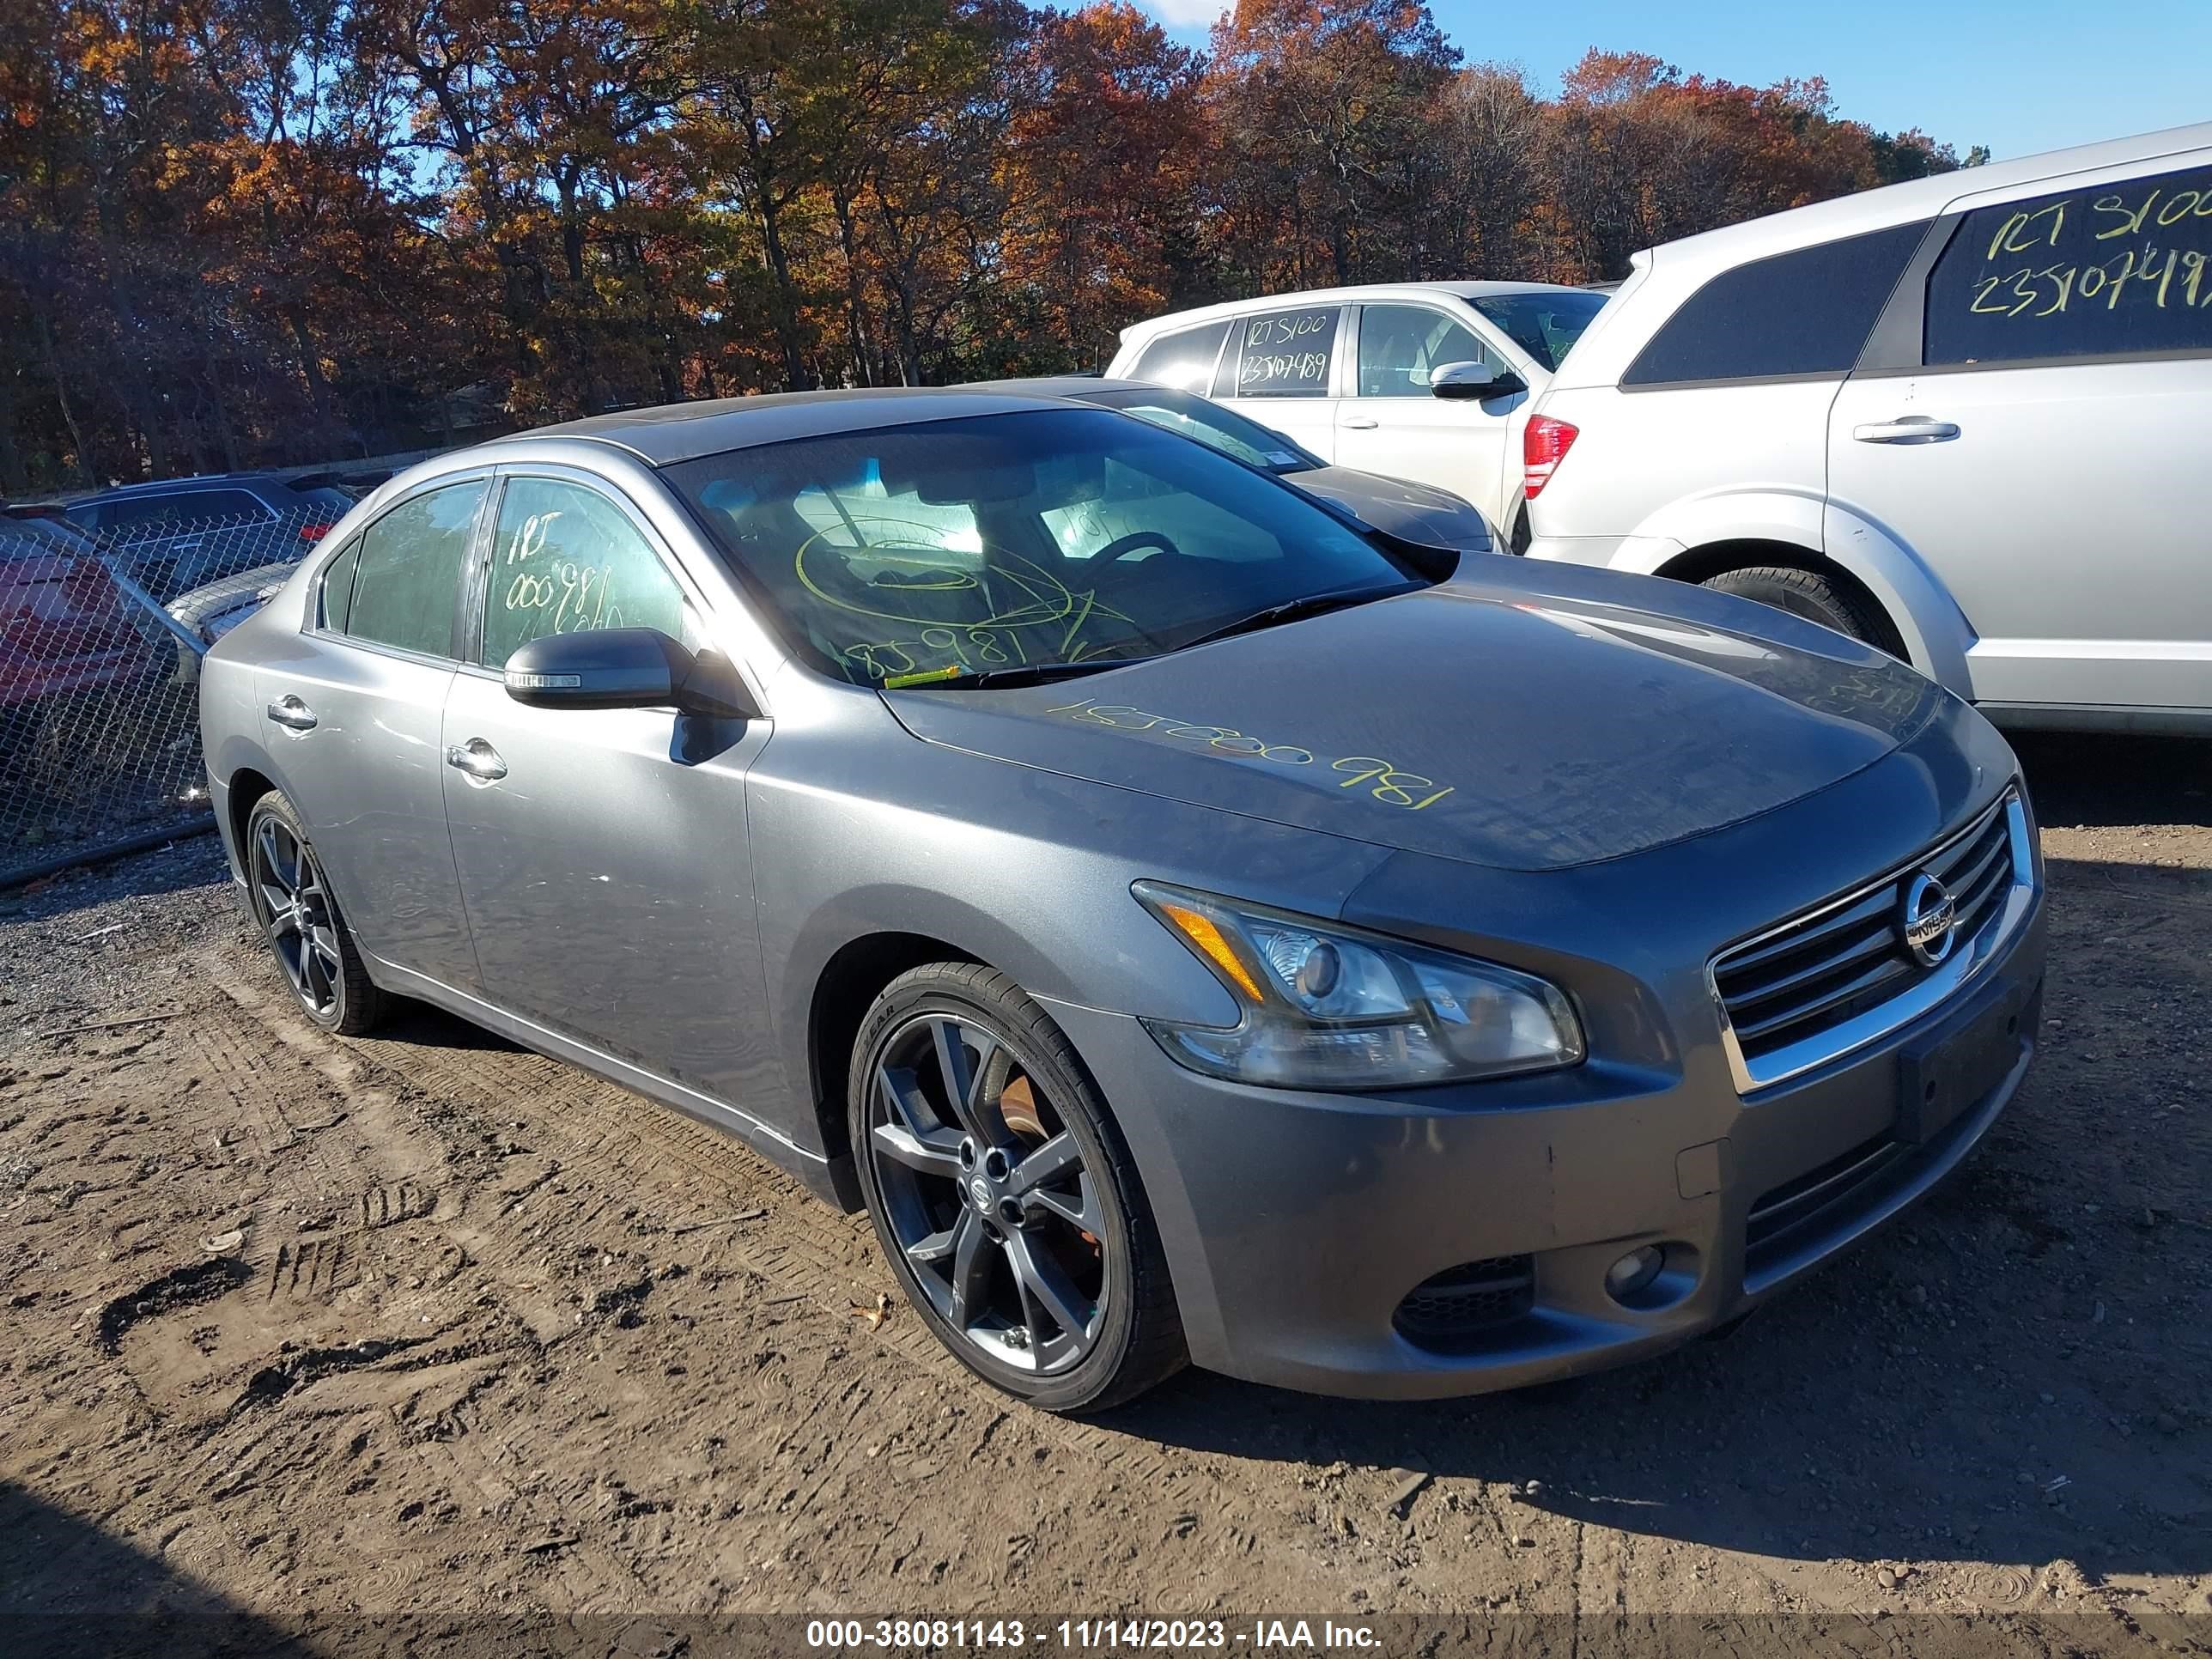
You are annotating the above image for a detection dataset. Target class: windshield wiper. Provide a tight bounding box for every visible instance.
[882,657,1145,691]
[1170,585,1411,653]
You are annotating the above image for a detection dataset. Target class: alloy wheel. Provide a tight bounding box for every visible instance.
[865,1012,1106,1374]
[251,815,343,1020]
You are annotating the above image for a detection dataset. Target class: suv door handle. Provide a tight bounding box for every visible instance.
[264,696,317,731]
[1852,417,1960,444]
[446,738,507,782]
[1341,416,1381,429]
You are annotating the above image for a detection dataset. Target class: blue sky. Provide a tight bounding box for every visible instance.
[1133,0,2211,163]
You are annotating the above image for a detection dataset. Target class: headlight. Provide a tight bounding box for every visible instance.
[1133,881,1584,1090]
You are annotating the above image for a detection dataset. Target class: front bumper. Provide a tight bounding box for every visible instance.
[1038,878,2045,1401]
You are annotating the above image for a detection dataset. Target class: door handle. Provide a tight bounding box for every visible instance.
[264,696,317,731]
[445,738,507,782]
[1341,416,1381,430]
[1852,417,1960,444]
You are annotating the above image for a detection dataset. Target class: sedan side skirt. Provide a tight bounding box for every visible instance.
[359,948,848,1207]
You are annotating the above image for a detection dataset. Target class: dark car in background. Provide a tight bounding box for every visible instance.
[1,513,162,765]
[64,472,353,599]
[968,377,1499,558]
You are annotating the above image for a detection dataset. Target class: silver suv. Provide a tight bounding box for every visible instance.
[1524,121,2212,733]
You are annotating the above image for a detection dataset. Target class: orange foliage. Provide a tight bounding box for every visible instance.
[0,0,1960,491]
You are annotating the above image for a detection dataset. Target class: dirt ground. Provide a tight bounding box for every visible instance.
[2,731,2208,1658]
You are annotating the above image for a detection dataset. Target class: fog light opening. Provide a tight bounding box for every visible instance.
[1604,1245,1667,1304]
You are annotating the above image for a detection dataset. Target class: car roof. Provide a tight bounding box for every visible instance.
[1638,120,2212,276]
[76,472,295,503]
[1114,281,1595,347]
[498,386,1084,467]
[958,376,1152,398]
[1548,119,2212,387]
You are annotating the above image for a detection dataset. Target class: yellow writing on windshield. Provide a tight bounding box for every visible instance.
[792,520,1136,684]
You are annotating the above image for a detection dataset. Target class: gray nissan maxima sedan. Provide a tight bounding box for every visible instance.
[199,387,2046,1412]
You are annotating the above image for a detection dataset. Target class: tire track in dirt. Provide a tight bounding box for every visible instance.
[189,939,1347,1612]
[204,947,1239,1505]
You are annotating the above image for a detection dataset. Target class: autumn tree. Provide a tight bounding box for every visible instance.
[0,0,1972,491]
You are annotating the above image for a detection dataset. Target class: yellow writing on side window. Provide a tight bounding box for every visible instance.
[1968,246,2209,320]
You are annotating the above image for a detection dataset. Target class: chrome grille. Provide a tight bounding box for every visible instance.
[1711,790,2032,1091]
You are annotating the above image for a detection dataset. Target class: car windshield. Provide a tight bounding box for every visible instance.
[1086,389,1322,475]
[668,408,1424,687]
[1470,291,1609,371]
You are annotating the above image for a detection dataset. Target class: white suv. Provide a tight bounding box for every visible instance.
[1106,283,1608,541]
[1524,122,2212,733]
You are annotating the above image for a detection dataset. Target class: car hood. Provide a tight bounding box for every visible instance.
[881,572,1950,871]
[1285,465,1492,553]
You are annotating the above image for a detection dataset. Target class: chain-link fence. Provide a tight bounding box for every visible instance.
[1,504,339,889]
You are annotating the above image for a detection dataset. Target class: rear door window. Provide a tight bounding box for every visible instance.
[1624,222,1929,386]
[1128,321,1232,393]
[1215,306,1341,398]
[1924,160,2212,368]
[343,480,488,658]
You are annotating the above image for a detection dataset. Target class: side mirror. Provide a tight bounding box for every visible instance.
[503,627,760,720]
[1430,362,1527,402]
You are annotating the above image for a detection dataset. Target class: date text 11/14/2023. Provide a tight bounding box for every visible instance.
[805,1619,1382,1650]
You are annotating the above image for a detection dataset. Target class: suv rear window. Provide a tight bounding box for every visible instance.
[1624,222,1929,386]
[1923,160,2212,368]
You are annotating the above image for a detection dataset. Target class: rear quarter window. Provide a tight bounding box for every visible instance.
[319,542,360,631]
[1128,321,1231,393]
[1624,222,1929,386]
[1924,160,2212,367]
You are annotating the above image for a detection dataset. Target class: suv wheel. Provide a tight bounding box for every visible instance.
[1700,565,1885,646]
[849,963,1186,1413]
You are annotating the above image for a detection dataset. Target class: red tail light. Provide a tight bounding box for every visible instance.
[1522,415,1579,501]
[297,521,335,544]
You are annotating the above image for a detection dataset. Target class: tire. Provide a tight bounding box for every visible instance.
[1699,564,1887,647]
[848,962,1186,1413]
[241,790,385,1036]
